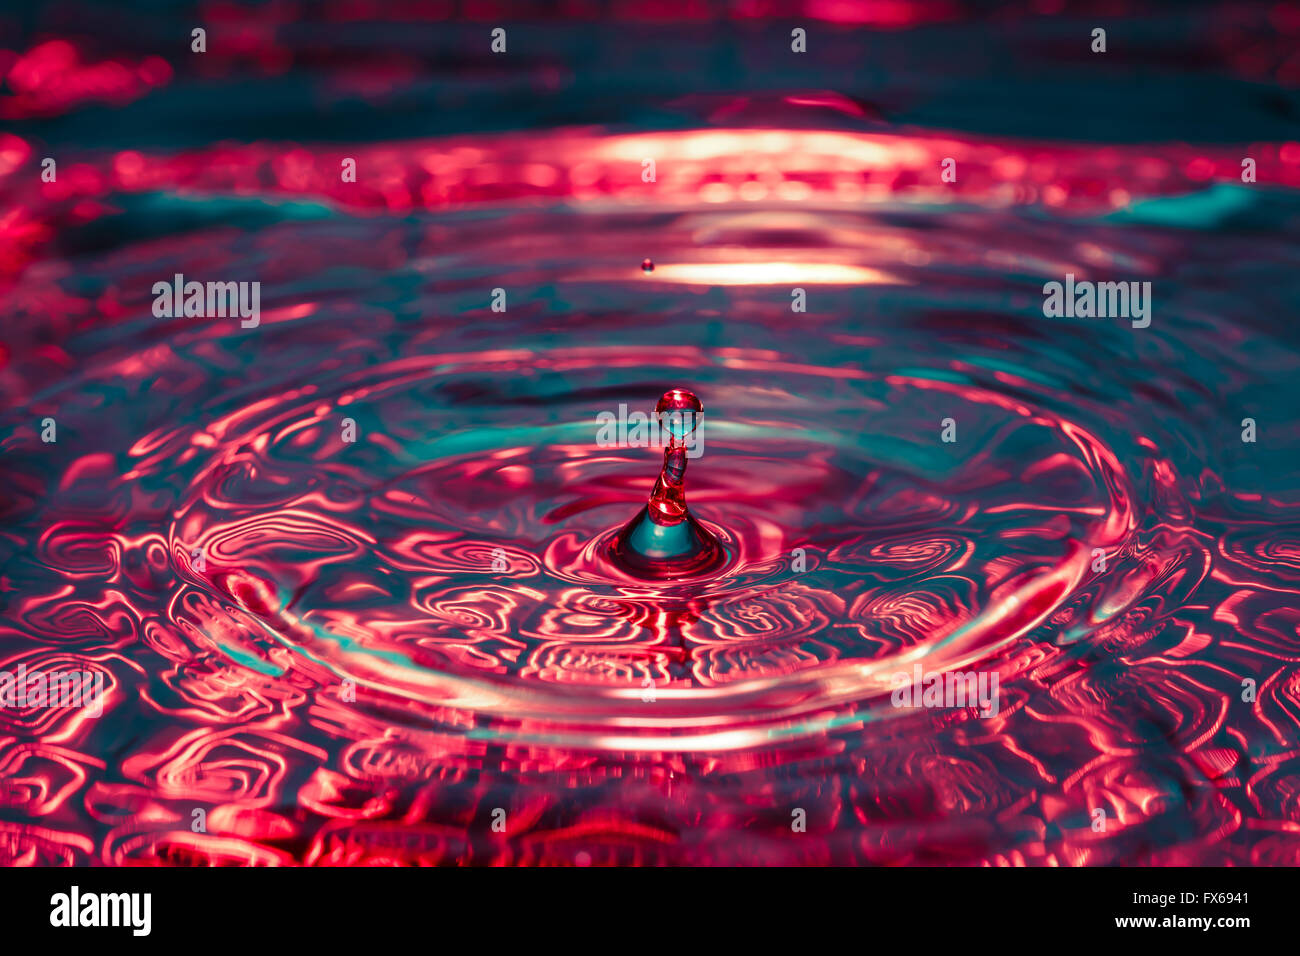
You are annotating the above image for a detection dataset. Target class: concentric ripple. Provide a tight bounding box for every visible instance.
[144,343,1137,754]
[3,43,1300,862]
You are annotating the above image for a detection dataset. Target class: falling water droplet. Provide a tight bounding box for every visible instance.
[609,388,725,578]
[641,257,654,273]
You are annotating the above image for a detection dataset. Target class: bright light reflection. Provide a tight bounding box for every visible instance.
[649,262,907,285]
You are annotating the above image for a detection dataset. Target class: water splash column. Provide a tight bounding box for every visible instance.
[610,388,725,579]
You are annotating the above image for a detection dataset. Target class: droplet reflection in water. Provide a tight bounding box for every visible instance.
[609,388,725,579]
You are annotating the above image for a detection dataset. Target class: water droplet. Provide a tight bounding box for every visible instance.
[641,257,654,273]
[610,387,724,579]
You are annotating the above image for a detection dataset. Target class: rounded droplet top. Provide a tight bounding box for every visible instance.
[641,257,654,273]
[656,387,702,442]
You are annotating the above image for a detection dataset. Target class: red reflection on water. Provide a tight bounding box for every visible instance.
[1,40,171,120]
[2,6,1300,868]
